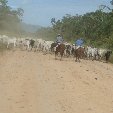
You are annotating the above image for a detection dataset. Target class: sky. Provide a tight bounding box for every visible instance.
[8,0,111,27]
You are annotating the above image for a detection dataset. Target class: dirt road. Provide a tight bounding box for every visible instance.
[0,50,113,113]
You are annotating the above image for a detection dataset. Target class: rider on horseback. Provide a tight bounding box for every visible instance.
[54,34,64,51]
[56,34,64,44]
[75,38,84,49]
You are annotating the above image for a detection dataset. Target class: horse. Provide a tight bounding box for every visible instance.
[55,43,65,60]
[74,46,86,62]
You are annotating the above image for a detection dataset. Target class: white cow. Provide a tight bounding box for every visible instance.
[36,39,45,51]
[22,39,30,50]
[98,48,111,61]
[7,38,17,49]
[42,40,54,54]
[86,46,98,60]
[2,35,9,44]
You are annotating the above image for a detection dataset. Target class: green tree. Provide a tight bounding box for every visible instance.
[0,0,24,34]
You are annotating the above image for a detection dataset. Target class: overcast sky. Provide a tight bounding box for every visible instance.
[8,0,111,27]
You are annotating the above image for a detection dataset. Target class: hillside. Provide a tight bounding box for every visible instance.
[21,22,42,33]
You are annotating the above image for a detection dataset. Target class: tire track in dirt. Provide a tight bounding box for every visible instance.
[0,50,113,113]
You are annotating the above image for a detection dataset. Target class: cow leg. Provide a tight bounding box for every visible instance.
[7,43,9,49]
[14,42,16,48]
[26,45,27,50]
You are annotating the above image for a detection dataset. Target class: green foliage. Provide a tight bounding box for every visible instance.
[0,0,24,34]
[50,6,113,48]
[36,0,113,50]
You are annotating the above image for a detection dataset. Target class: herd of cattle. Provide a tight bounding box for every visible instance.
[0,35,112,62]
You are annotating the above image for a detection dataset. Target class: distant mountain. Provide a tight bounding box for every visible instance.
[20,22,42,33]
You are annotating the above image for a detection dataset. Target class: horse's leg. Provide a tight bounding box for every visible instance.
[60,56,62,61]
[74,53,77,62]
[75,56,77,62]
[75,52,78,62]
[60,52,63,61]
[78,56,81,62]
